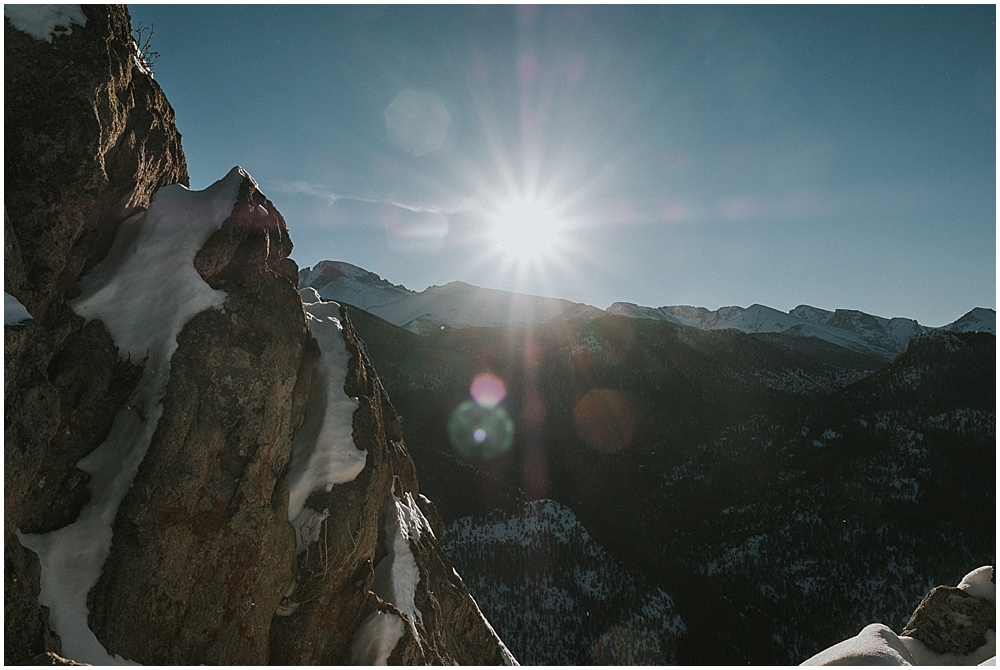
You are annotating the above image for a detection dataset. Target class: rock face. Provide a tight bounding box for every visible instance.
[82,174,310,665]
[5,5,188,321]
[5,4,513,666]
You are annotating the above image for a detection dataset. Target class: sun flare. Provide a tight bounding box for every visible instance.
[486,195,569,267]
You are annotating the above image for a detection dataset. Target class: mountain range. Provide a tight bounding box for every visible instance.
[301,260,994,362]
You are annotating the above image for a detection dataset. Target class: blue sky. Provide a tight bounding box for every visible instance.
[130,4,995,326]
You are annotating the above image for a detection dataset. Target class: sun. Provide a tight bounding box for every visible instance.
[463,182,595,297]
[485,194,570,268]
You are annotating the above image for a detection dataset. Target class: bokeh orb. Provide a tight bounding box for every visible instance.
[448,400,514,460]
[470,372,506,408]
[384,90,450,156]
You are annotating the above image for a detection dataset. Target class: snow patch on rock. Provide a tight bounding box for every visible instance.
[959,566,996,603]
[17,167,245,665]
[351,610,406,665]
[5,292,32,325]
[5,4,87,43]
[286,293,366,539]
[349,486,434,664]
[372,488,427,646]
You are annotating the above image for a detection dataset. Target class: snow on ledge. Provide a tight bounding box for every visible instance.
[5,5,87,43]
[350,486,433,664]
[351,610,406,665]
[802,625,996,666]
[5,292,32,325]
[286,295,366,534]
[17,168,245,665]
[372,487,426,647]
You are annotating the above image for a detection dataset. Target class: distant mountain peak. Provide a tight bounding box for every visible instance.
[301,260,412,292]
[300,260,597,332]
[789,305,834,323]
[425,280,476,294]
[945,307,996,334]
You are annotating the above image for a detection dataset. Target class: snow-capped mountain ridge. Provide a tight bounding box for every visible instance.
[300,261,994,357]
[945,307,996,335]
[299,260,413,313]
[300,260,597,334]
[607,301,994,360]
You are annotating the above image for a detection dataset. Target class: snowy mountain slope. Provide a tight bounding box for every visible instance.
[607,301,995,360]
[300,261,597,333]
[608,301,901,359]
[945,307,997,335]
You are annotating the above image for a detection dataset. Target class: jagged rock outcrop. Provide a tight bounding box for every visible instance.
[5,4,514,666]
[5,5,188,321]
[81,175,311,664]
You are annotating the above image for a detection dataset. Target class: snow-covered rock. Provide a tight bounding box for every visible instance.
[287,292,366,530]
[802,567,996,666]
[4,5,87,43]
[18,167,247,665]
[6,6,189,662]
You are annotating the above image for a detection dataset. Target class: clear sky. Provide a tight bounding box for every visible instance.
[129,4,995,327]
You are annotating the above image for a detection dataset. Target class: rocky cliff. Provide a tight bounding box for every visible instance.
[4,5,514,665]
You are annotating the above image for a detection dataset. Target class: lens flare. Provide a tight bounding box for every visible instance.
[384,90,450,156]
[470,372,506,408]
[448,400,514,460]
